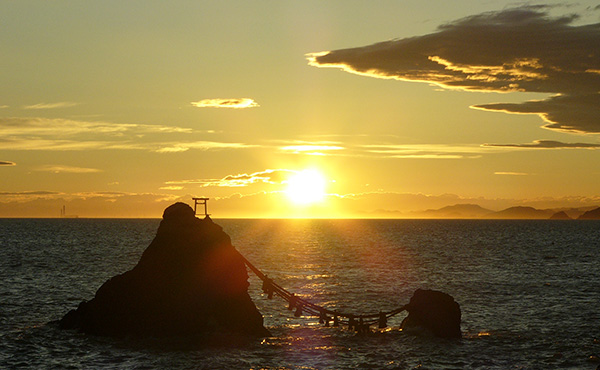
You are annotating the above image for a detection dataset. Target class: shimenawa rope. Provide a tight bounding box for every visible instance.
[241,255,407,331]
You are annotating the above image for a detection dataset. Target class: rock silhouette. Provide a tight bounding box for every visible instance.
[400,289,461,338]
[60,202,270,338]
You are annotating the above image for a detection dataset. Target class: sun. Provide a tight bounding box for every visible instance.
[285,169,327,205]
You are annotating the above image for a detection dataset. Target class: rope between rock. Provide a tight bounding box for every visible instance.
[241,254,407,329]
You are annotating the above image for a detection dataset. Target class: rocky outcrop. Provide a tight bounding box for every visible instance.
[400,289,461,338]
[60,202,270,338]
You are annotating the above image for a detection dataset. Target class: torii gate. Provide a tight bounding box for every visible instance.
[192,197,210,217]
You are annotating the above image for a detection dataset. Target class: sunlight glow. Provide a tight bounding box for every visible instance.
[285,169,327,205]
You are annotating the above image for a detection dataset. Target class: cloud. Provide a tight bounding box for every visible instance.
[159,186,184,191]
[0,190,59,198]
[166,169,295,188]
[273,139,497,159]
[35,165,102,173]
[494,172,529,176]
[0,161,16,166]
[361,143,485,159]
[279,144,345,156]
[308,7,600,134]
[0,117,251,152]
[473,94,600,133]
[0,117,191,137]
[280,145,345,152]
[155,141,255,153]
[23,102,79,110]
[483,140,600,149]
[273,139,346,156]
[191,98,259,109]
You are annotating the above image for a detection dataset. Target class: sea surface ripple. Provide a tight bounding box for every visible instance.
[1,218,599,369]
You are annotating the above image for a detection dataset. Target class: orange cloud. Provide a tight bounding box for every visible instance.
[191,98,259,109]
[0,117,251,152]
[155,141,255,153]
[494,172,529,176]
[279,144,345,156]
[361,143,485,159]
[166,169,295,188]
[35,165,102,173]
[23,102,79,109]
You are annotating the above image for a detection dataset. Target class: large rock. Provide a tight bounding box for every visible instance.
[60,202,270,338]
[400,289,461,338]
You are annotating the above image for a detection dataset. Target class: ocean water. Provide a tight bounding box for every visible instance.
[1,218,599,369]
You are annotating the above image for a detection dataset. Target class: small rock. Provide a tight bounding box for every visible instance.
[400,289,461,338]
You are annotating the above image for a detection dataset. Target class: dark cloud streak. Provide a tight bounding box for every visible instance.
[309,7,600,134]
[473,94,600,133]
[483,140,600,149]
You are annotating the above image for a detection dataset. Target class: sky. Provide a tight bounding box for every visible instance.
[1,1,600,218]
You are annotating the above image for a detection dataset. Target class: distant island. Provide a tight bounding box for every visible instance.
[395,204,600,220]
[577,207,600,220]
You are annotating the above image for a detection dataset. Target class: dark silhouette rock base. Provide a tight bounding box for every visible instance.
[60,202,270,338]
[400,289,461,338]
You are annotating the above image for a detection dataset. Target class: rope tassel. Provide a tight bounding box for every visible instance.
[378,311,387,329]
[348,315,356,331]
[294,304,303,317]
[262,277,274,299]
[319,309,327,325]
[288,294,297,310]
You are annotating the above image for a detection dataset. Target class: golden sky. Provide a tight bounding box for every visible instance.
[1,1,600,218]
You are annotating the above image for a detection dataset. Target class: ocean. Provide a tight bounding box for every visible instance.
[1,218,599,369]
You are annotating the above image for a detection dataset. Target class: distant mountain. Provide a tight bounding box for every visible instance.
[549,211,571,220]
[367,204,599,220]
[577,207,600,219]
[485,206,554,219]
[418,204,494,218]
[367,209,405,218]
[546,208,588,219]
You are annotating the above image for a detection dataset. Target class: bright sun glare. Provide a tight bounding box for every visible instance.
[285,169,327,205]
